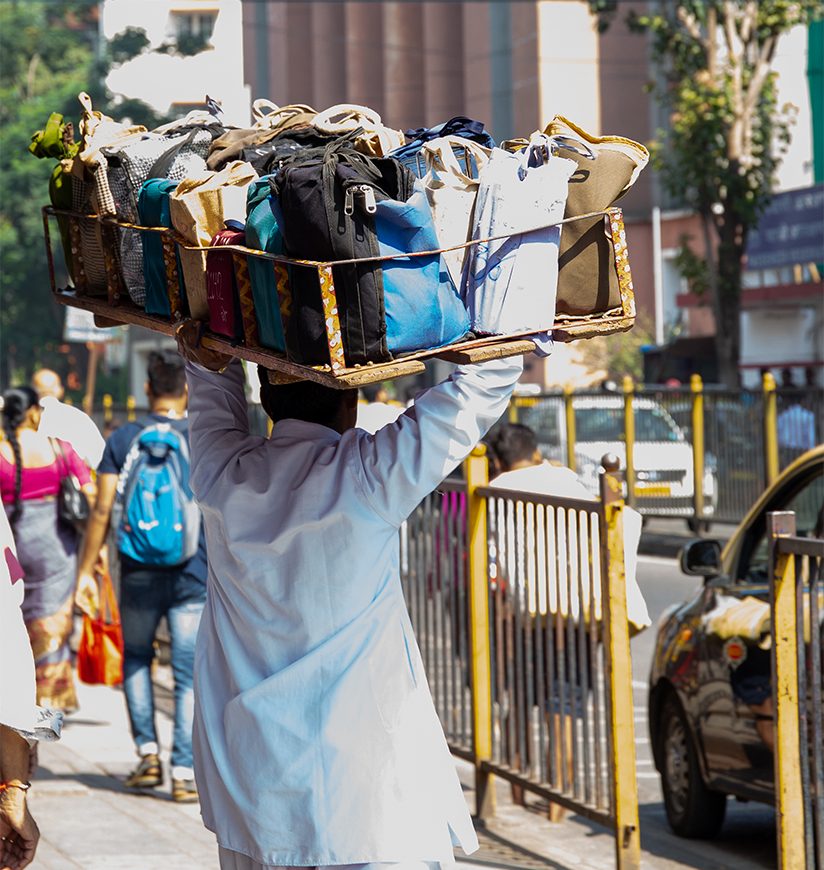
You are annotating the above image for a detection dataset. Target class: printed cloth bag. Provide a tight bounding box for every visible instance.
[272,139,469,366]
[137,178,186,318]
[312,104,404,157]
[462,134,576,339]
[206,102,317,171]
[420,136,491,288]
[393,116,496,174]
[169,160,258,320]
[245,177,288,352]
[543,115,648,317]
[206,227,246,340]
[28,112,79,280]
[104,124,221,305]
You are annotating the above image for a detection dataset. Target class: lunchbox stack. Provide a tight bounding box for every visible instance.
[33,94,648,381]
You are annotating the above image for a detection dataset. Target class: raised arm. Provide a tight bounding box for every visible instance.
[350,355,523,526]
[185,358,257,499]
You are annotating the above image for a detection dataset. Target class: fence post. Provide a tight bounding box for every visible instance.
[690,374,705,521]
[768,511,805,870]
[564,385,577,473]
[622,376,636,507]
[508,398,518,424]
[126,395,136,422]
[465,444,495,820]
[102,393,113,424]
[763,372,779,485]
[600,454,641,870]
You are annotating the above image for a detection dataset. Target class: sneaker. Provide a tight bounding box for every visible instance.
[125,753,163,789]
[172,778,199,804]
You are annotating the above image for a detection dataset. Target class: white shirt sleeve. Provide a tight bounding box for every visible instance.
[350,356,524,527]
[185,359,259,499]
[0,512,62,744]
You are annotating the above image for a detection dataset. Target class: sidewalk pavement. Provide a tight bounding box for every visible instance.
[28,671,691,870]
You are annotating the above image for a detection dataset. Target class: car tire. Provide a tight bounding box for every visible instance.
[659,694,726,839]
[686,518,711,534]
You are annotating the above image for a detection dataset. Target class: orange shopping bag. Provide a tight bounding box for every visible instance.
[77,571,124,686]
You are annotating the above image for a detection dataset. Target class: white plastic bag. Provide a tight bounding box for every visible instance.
[462,134,575,338]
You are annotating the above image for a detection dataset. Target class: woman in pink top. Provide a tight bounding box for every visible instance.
[1,387,95,713]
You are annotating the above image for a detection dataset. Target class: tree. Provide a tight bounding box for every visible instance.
[0,0,100,386]
[590,0,823,387]
[0,5,183,388]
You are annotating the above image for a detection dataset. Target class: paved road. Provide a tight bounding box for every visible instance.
[630,555,775,870]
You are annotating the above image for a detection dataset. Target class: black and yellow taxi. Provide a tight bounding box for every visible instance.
[648,446,824,838]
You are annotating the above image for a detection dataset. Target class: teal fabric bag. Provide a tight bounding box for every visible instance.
[245,178,287,351]
[138,179,185,317]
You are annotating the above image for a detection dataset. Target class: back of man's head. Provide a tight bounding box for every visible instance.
[258,366,357,433]
[490,423,540,473]
[147,350,186,399]
[31,368,64,401]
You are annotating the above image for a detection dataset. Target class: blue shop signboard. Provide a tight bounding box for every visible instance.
[745,184,824,270]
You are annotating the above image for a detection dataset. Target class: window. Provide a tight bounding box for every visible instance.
[737,466,824,585]
[172,10,216,40]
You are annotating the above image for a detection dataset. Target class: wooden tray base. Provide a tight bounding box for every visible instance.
[58,292,537,388]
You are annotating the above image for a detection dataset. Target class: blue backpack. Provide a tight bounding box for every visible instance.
[114,422,200,567]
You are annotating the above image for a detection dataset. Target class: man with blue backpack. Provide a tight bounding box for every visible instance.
[76,349,206,804]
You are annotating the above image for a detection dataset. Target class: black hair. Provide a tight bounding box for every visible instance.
[147,349,186,398]
[1,387,39,524]
[489,422,539,473]
[257,366,355,428]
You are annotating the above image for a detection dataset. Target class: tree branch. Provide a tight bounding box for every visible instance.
[676,5,704,46]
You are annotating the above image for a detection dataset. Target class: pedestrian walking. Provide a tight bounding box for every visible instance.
[31,368,105,473]
[1,388,95,713]
[76,350,206,804]
[0,508,63,870]
[175,319,525,869]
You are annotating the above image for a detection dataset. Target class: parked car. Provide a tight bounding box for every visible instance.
[648,446,824,838]
[518,394,717,526]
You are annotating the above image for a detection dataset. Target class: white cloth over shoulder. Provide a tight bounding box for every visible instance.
[0,510,63,745]
[37,396,105,470]
[185,355,523,866]
[489,462,651,633]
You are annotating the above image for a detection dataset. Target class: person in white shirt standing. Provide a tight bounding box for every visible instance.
[31,369,105,472]
[176,321,525,870]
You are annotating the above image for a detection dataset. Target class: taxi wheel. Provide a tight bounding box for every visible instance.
[660,695,726,839]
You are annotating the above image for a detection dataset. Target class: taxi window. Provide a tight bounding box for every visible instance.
[738,466,824,585]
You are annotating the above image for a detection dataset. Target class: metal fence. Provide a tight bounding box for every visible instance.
[769,511,824,870]
[401,449,640,869]
[511,375,824,526]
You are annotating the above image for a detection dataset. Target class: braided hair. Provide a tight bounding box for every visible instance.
[1,387,39,525]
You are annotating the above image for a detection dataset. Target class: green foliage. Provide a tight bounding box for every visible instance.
[673,235,711,297]
[0,0,100,385]
[156,32,211,58]
[579,312,656,382]
[108,26,150,66]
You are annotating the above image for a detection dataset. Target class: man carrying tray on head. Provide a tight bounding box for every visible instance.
[176,320,527,870]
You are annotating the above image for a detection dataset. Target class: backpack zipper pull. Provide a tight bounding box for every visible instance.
[360,185,377,214]
[344,186,355,216]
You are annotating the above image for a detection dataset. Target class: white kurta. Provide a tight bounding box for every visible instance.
[185,356,523,866]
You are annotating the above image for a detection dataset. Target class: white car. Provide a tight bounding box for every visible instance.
[517,394,717,526]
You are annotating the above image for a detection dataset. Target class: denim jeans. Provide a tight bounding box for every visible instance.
[120,563,206,770]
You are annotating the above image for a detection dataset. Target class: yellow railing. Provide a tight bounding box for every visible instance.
[401,453,641,869]
[768,511,824,870]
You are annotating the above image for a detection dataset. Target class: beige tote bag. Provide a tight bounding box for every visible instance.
[313,104,404,157]
[420,136,491,287]
[169,160,259,319]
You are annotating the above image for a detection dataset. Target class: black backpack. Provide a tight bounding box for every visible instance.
[271,138,416,366]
